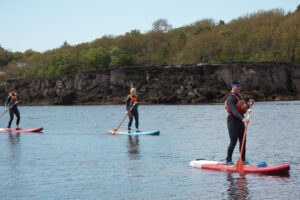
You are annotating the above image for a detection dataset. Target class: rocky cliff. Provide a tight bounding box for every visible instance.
[0,62,299,105]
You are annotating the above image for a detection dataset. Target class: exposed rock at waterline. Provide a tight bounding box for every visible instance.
[0,62,299,105]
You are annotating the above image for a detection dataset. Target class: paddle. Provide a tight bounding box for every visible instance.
[110,102,136,135]
[0,102,18,119]
[236,102,253,174]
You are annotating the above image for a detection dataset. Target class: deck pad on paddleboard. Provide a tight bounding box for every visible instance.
[0,127,43,133]
[108,130,159,135]
[189,160,290,174]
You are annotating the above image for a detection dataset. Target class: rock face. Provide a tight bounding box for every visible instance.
[0,62,299,105]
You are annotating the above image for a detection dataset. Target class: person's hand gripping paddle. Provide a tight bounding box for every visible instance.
[236,102,253,174]
[109,102,136,135]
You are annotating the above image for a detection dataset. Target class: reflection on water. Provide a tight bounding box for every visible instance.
[6,133,21,193]
[264,173,290,178]
[8,133,21,159]
[225,172,291,200]
[226,173,249,200]
[127,135,140,159]
[257,172,291,180]
[8,133,20,145]
[7,133,21,169]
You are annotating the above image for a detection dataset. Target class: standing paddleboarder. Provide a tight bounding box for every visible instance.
[224,81,254,166]
[5,87,21,130]
[126,88,140,133]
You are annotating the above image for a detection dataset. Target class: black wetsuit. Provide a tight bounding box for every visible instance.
[225,92,248,163]
[126,95,139,130]
[5,93,21,129]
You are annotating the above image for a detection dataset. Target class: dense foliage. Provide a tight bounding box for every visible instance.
[1,7,299,80]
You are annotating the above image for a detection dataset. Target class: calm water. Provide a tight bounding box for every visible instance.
[0,102,299,200]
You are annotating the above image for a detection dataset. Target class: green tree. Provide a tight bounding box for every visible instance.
[13,52,24,60]
[0,47,14,67]
[24,49,37,57]
[85,47,110,69]
[62,41,70,47]
[218,20,225,26]
[152,18,172,32]
[296,4,300,12]
[109,46,128,68]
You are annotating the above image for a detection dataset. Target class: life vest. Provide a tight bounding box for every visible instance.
[128,95,138,103]
[9,93,18,100]
[225,92,248,115]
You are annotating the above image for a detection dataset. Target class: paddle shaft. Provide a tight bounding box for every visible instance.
[237,103,253,174]
[112,102,136,135]
[0,102,18,119]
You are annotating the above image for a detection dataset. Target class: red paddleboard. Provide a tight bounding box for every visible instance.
[189,160,290,174]
[0,127,43,133]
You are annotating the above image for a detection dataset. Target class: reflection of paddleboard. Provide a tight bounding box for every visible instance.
[108,130,160,135]
[0,127,43,133]
[189,159,290,174]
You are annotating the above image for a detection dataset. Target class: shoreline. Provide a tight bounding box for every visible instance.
[4,99,300,106]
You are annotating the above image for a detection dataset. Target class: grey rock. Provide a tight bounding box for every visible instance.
[0,63,299,105]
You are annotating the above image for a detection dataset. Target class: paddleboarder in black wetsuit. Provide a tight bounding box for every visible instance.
[224,81,254,166]
[126,88,140,132]
[5,88,21,129]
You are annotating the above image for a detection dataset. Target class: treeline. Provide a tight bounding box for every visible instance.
[1,6,300,80]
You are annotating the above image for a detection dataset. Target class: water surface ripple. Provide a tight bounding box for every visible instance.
[0,101,299,199]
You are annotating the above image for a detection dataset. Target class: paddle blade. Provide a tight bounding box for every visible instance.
[236,157,245,174]
[108,130,116,135]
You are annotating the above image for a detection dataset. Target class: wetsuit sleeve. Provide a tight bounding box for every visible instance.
[243,97,250,108]
[5,96,11,108]
[135,96,140,109]
[126,96,131,111]
[226,95,244,121]
[16,94,21,103]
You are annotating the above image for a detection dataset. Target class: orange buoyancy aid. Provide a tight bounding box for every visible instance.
[9,93,18,100]
[225,92,248,115]
[129,95,138,103]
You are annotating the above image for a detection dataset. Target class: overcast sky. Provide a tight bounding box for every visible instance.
[0,0,299,52]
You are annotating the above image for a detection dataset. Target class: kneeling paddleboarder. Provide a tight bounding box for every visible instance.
[224,81,254,166]
[126,88,140,133]
[5,87,21,130]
